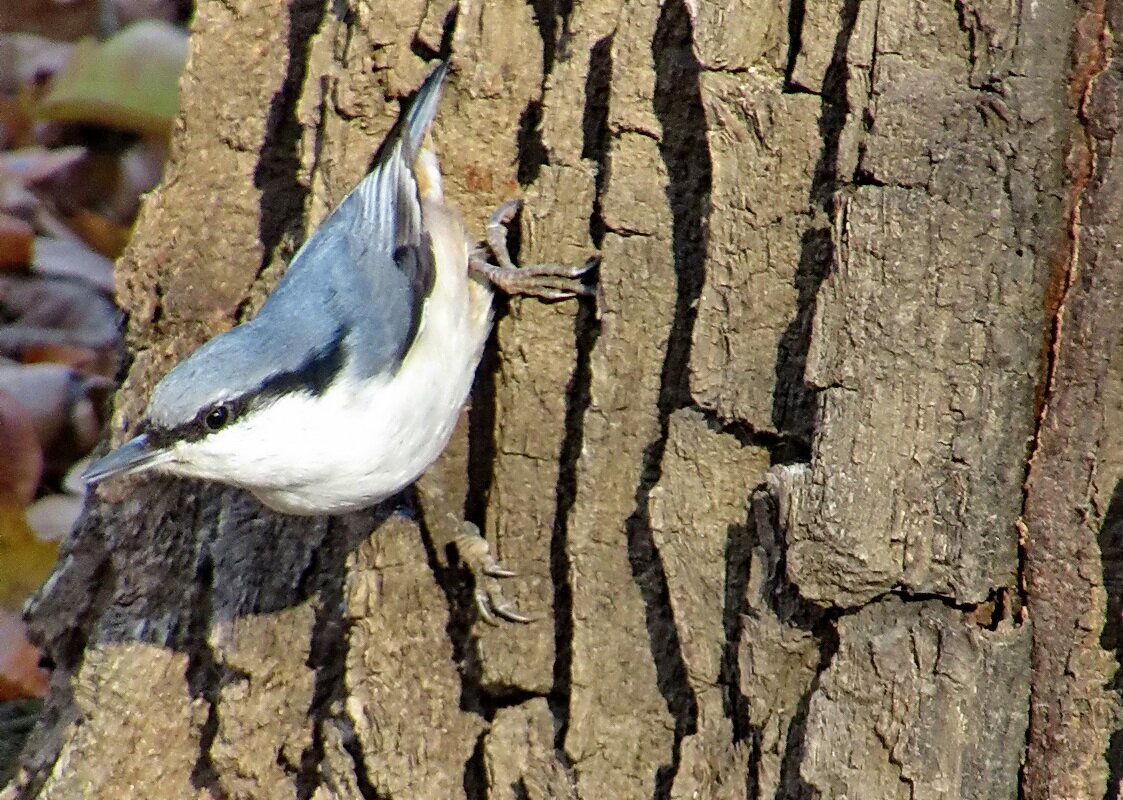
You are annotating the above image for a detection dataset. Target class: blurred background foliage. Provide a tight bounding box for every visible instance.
[0,0,191,781]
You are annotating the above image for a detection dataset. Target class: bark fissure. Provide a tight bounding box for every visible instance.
[241,0,327,323]
[613,2,714,794]
[338,716,388,800]
[293,517,351,800]
[549,302,597,771]
[782,0,808,93]
[582,35,613,249]
[414,502,489,714]
[748,486,842,800]
[772,0,863,441]
[185,547,233,800]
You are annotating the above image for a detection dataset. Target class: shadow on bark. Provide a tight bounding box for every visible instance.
[249,0,326,309]
[1098,478,1123,799]
[772,0,862,445]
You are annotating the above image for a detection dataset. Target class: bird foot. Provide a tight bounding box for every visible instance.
[452,516,532,625]
[470,199,598,301]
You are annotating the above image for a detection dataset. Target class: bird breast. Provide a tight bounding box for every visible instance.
[245,199,493,515]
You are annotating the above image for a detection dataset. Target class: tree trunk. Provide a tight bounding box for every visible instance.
[4,0,1120,797]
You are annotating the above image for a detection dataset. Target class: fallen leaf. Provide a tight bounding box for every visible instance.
[21,342,117,378]
[27,493,82,543]
[35,20,188,136]
[0,362,111,477]
[0,145,86,187]
[0,275,121,354]
[31,235,114,292]
[0,96,33,150]
[113,0,184,25]
[0,610,48,701]
[0,504,56,610]
[0,0,100,44]
[0,214,32,268]
[0,33,74,94]
[65,208,130,258]
[0,389,42,508]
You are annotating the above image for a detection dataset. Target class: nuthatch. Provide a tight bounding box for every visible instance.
[84,62,594,621]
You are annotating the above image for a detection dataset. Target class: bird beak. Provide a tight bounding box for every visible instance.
[83,434,170,484]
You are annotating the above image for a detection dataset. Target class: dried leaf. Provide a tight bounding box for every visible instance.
[65,208,130,258]
[0,0,100,44]
[0,505,58,608]
[0,362,111,476]
[112,0,183,25]
[0,33,74,94]
[0,96,33,150]
[0,214,32,268]
[0,275,121,354]
[35,20,188,136]
[0,389,42,507]
[21,342,117,378]
[27,493,82,543]
[0,145,86,186]
[32,235,114,292]
[0,609,48,701]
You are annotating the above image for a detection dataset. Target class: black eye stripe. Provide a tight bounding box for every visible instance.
[137,332,347,448]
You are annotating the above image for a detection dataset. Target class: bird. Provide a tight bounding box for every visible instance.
[83,61,594,621]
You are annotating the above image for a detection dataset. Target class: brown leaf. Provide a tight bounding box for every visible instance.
[0,0,100,44]
[112,0,184,25]
[65,208,130,258]
[21,342,117,378]
[0,389,42,507]
[0,96,33,150]
[0,213,33,268]
[0,608,48,701]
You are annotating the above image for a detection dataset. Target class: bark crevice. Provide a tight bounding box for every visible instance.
[245,0,327,321]
[772,0,862,441]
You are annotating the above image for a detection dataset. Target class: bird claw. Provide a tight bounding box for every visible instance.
[452,517,532,625]
[471,200,599,301]
[475,585,533,626]
[476,257,598,301]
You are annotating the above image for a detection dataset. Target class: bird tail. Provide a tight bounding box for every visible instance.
[369,60,449,171]
[402,61,449,158]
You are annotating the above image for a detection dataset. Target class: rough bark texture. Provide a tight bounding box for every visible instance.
[4,0,1122,798]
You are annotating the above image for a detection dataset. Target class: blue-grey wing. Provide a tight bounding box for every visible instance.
[258,61,449,379]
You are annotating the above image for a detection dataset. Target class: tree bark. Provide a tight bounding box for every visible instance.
[3,0,1120,798]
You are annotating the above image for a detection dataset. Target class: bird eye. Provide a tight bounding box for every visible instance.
[205,404,230,430]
